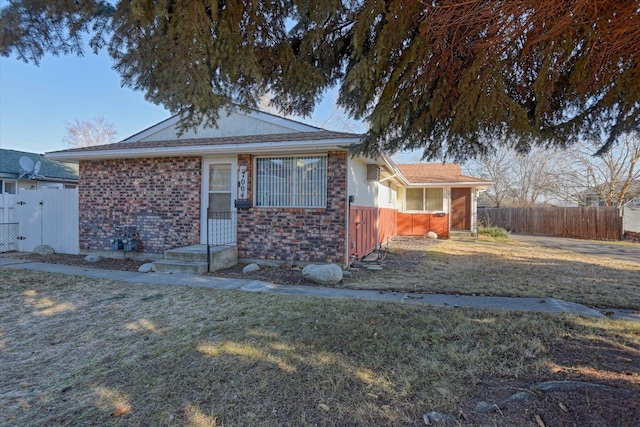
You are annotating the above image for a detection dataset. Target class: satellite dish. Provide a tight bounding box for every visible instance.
[19,156,34,172]
[18,156,35,178]
[18,156,42,179]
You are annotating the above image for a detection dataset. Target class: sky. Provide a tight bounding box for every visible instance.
[1,47,165,154]
[0,45,371,156]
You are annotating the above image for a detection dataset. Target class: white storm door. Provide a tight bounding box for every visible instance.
[201,158,237,245]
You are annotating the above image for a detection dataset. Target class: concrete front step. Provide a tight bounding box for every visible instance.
[157,244,238,274]
[449,231,477,241]
[153,259,209,274]
[164,245,209,262]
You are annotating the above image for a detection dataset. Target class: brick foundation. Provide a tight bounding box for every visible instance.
[79,157,201,253]
[237,151,348,265]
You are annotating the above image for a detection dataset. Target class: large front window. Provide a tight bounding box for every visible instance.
[256,155,327,208]
[406,188,443,211]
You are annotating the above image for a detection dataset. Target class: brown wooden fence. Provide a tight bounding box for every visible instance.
[479,207,623,240]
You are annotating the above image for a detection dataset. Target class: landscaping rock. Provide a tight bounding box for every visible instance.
[302,263,343,285]
[474,401,498,413]
[362,252,379,262]
[426,231,438,239]
[504,391,535,402]
[423,411,456,425]
[84,255,102,263]
[242,263,261,274]
[138,263,155,273]
[33,244,54,255]
[342,270,352,277]
[532,380,619,393]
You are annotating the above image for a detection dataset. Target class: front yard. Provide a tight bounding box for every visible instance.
[343,236,640,310]
[1,270,639,426]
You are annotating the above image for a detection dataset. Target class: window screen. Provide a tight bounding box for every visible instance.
[256,156,327,208]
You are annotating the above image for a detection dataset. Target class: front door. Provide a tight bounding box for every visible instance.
[201,158,237,245]
[450,187,471,230]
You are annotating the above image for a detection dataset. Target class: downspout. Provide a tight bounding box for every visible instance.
[447,187,451,237]
[375,179,380,251]
[378,171,397,244]
[344,156,351,268]
[473,188,479,239]
[345,193,352,268]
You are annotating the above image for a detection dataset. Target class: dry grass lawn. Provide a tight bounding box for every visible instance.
[1,269,639,426]
[345,237,640,310]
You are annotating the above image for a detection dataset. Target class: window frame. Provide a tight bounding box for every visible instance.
[404,187,444,212]
[0,179,18,194]
[254,154,328,209]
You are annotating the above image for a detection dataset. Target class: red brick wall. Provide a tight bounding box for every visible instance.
[237,151,348,264]
[79,157,201,253]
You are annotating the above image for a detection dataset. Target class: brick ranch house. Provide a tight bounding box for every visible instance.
[47,108,491,268]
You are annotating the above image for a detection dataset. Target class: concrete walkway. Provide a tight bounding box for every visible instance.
[1,256,638,322]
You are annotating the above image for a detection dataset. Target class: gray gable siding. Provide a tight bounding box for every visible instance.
[130,108,321,143]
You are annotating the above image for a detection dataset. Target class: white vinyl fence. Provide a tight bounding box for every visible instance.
[0,189,79,254]
[623,206,640,234]
[0,192,18,252]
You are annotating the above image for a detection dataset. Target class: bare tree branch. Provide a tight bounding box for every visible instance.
[63,117,117,148]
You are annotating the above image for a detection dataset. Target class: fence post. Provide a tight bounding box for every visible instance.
[619,206,624,240]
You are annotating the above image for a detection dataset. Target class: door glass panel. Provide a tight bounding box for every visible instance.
[208,193,231,213]
[209,164,231,191]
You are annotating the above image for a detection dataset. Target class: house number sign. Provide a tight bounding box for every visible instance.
[238,165,248,200]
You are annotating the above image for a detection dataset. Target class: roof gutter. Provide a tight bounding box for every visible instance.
[405,181,494,188]
[378,154,412,186]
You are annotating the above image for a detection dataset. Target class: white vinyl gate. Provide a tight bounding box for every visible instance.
[0,189,79,254]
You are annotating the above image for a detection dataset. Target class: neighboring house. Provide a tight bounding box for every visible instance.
[0,149,78,193]
[476,192,497,209]
[47,108,491,266]
[576,181,640,207]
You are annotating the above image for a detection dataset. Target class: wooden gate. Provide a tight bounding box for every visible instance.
[348,206,377,259]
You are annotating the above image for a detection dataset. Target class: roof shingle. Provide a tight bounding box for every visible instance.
[396,163,488,184]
